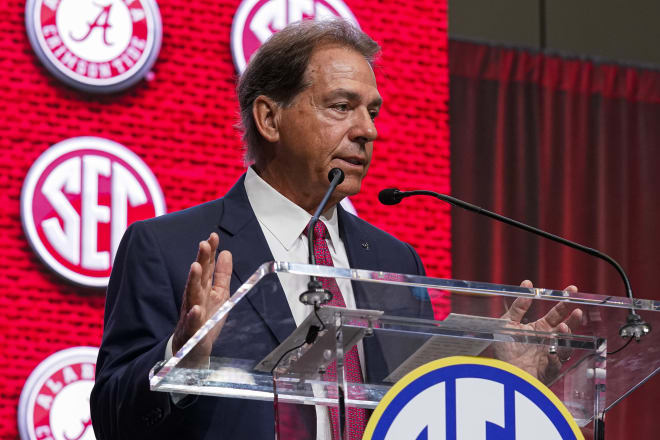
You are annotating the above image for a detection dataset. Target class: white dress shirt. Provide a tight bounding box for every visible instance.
[244,166,358,326]
[245,166,361,440]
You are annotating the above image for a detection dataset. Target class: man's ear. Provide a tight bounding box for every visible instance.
[253,95,281,143]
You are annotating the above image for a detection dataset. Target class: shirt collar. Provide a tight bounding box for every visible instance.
[244,166,341,251]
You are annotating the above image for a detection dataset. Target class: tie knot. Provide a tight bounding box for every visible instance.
[305,220,328,242]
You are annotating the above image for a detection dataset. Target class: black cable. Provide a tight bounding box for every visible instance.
[270,341,306,375]
[607,336,634,356]
[269,324,322,375]
[314,304,326,332]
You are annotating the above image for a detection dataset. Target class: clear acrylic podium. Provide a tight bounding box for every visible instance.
[149,262,660,439]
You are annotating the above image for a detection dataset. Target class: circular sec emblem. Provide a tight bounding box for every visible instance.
[21,137,166,288]
[365,356,584,440]
[18,347,99,440]
[231,0,360,73]
[25,0,162,93]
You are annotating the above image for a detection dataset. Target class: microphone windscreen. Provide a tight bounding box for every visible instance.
[328,168,345,184]
[378,188,401,205]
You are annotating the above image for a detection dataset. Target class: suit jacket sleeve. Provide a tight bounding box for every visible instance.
[90,221,185,439]
[405,241,426,276]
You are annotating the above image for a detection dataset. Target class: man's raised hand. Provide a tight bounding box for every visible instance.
[172,232,232,360]
[495,280,583,383]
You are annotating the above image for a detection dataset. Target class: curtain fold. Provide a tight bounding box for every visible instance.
[450,39,660,439]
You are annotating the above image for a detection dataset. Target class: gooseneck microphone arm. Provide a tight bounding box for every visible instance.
[298,168,345,306]
[308,168,345,266]
[382,189,633,304]
[378,188,651,341]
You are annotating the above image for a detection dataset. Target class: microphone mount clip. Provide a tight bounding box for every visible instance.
[299,279,333,307]
[299,168,344,307]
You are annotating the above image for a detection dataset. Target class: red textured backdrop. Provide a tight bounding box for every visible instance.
[0,0,450,436]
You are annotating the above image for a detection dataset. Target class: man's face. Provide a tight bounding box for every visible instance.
[274,44,381,206]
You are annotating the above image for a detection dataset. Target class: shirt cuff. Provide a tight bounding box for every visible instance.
[164,335,193,406]
[165,334,174,360]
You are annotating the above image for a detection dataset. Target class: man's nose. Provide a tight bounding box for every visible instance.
[349,107,378,144]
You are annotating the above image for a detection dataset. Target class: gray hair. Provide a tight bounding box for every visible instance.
[236,19,381,163]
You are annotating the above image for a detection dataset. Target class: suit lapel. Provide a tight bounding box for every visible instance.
[338,205,380,271]
[338,206,394,382]
[217,175,296,344]
[338,206,381,311]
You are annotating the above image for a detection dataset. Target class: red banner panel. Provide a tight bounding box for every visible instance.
[0,0,450,436]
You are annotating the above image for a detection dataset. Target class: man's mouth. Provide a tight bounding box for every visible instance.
[336,156,365,167]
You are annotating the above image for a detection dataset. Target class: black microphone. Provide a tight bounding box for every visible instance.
[378,188,402,205]
[378,188,651,342]
[299,168,345,306]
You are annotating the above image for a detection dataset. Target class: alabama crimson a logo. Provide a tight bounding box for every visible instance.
[230,0,360,73]
[18,347,99,440]
[25,0,162,93]
[21,137,166,287]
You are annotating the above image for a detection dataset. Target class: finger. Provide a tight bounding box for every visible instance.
[564,308,583,331]
[542,301,571,328]
[208,232,219,268]
[183,304,204,339]
[504,297,532,322]
[542,285,578,328]
[502,280,534,321]
[212,250,233,297]
[184,261,204,310]
[197,239,214,288]
[556,322,573,362]
[204,233,220,288]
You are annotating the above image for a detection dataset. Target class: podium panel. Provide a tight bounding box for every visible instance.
[149,262,660,439]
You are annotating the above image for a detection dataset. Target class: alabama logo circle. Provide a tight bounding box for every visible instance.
[365,356,584,440]
[25,0,162,93]
[21,136,166,288]
[230,0,359,73]
[18,347,99,440]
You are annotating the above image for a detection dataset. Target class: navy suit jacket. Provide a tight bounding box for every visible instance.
[91,174,431,439]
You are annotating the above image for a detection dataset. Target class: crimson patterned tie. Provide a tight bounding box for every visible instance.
[308,220,367,440]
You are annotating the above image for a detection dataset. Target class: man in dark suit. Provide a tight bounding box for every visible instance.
[91,18,581,440]
[91,19,431,439]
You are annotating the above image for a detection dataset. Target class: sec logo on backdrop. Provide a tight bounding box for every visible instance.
[230,0,359,73]
[18,347,99,440]
[365,356,584,440]
[25,0,162,93]
[21,137,166,288]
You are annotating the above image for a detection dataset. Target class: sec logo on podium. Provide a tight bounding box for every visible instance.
[364,356,584,440]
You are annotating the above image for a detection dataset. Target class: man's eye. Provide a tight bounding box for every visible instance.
[332,103,349,112]
[369,111,379,120]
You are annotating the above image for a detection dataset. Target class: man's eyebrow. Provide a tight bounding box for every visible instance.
[327,89,383,107]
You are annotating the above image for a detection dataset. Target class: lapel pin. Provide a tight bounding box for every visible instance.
[361,241,370,250]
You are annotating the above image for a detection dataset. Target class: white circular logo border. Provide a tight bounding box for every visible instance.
[17,346,99,440]
[21,136,166,288]
[25,0,162,93]
[230,0,360,73]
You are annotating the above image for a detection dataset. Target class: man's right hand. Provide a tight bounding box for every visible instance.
[171,232,232,362]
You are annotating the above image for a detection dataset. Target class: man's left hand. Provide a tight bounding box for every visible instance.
[495,280,583,384]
